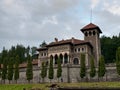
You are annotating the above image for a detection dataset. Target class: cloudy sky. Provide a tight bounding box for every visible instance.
[0,0,120,51]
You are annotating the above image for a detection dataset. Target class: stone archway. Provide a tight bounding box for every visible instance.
[50,55,53,60]
[73,58,79,65]
[60,54,63,64]
[64,53,68,64]
[55,54,58,64]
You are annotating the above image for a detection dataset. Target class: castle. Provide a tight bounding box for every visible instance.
[37,23,102,68]
[36,23,103,82]
[1,23,118,84]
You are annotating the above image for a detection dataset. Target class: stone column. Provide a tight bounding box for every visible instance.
[86,53,88,66]
[63,55,65,65]
[38,59,41,67]
[53,56,55,66]
[68,54,70,63]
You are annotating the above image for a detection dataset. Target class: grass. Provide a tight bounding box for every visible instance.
[1,82,120,90]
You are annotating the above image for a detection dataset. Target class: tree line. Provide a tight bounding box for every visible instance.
[0,47,120,83]
[101,34,120,63]
[0,47,33,84]
[0,45,37,64]
[0,44,37,84]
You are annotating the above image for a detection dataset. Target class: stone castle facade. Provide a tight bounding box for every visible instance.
[37,23,102,68]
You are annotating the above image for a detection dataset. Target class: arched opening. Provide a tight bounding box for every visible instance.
[85,32,88,36]
[89,31,92,36]
[78,48,80,52]
[64,53,68,64]
[93,31,96,35]
[55,54,58,64]
[60,54,63,64]
[73,58,79,65]
[50,55,53,60]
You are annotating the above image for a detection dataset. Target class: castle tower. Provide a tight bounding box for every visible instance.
[81,23,102,66]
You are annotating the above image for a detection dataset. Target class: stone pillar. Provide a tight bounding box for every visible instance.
[63,56,65,65]
[38,59,41,67]
[68,54,70,63]
[53,56,55,66]
[86,53,88,67]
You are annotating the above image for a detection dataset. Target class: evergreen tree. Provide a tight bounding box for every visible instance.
[14,55,19,83]
[8,57,14,84]
[26,55,33,83]
[16,45,26,63]
[44,62,47,78]
[40,41,47,47]
[80,53,86,78]
[90,56,96,78]
[1,48,8,83]
[48,58,54,82]
[98,55,106,78]
[41,62,46,83]
[2,57,7,83]
[57,57,62,82]
[116,47,120,75]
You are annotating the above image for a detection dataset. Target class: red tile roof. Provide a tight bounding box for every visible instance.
[19,59,38,68]
[0,59,38,69]
[37,47,47,51]
[46,37,92,48]
[81,23,102,33]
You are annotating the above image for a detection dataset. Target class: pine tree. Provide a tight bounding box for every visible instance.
[80,53,86,78]
[26,54,33,83]
[48,58,54,82]
[116,47,120,75]
[98,55,106,78]
[8,57,14,84]
[90,56,96,78]
[14,55,19,83]
[57,57,62,82]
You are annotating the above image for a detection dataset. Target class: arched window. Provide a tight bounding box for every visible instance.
[50,55,53,60]
[82,48,84,51]
[73,58,79,65]
[74,48,77,52]
[85,32,88,36]
[60,54,63,64]
[93,31,96,35]
[64,53,68,64]
[55,54,58,64]
[89,31,92,36]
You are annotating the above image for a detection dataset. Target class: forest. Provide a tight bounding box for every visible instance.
[0,34,119,64]
[101,34,120,63]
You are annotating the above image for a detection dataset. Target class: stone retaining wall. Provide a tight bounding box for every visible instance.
[1,65,120,84]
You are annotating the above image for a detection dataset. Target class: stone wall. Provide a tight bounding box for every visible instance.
[1,64,120,84]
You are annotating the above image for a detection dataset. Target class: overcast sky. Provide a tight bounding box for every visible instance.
[0,0,120,51]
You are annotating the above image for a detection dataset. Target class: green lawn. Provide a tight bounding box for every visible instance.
[1,82,120,90]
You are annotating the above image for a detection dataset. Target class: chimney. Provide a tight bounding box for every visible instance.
[72,37,74,43]
[54,38,58,42]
